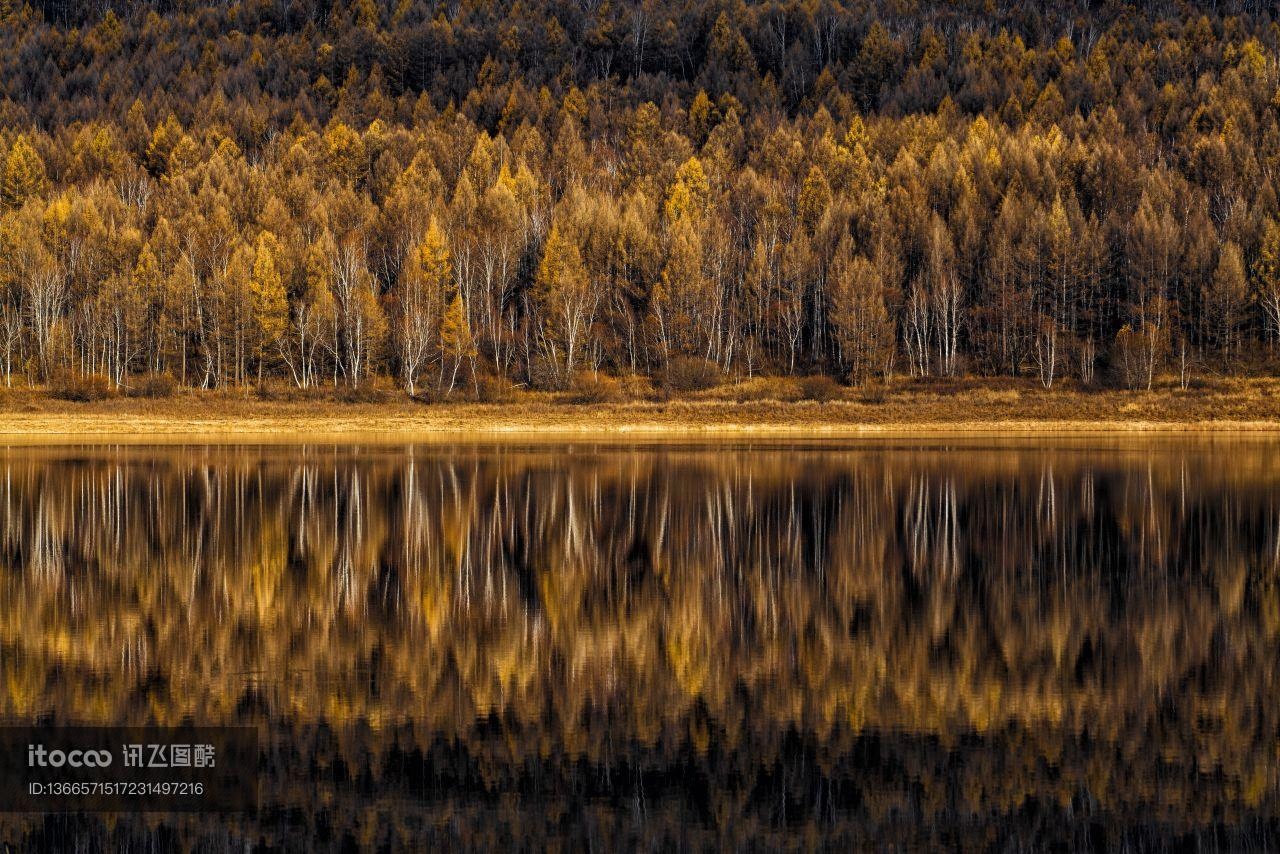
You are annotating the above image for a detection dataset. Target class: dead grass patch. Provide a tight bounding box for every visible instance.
[8,378,1280,437]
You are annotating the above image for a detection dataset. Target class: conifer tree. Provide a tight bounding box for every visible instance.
[439,292,475,393]
[250,232,288,382]
[2,135,47,209]
[398,217,451,395]
[534,223,592,387]
[1254,218,1280,351]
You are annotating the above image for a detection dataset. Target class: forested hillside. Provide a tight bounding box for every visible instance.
[1,0,1279,393]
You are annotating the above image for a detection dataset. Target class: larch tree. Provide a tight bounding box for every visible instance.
[979,193,1034,376]
[664,157,710,224]
[475,164,522,375]
[250,232,289,383]
[1044,193,1081,335]
[4,202,65,381]
[144,114,183,175]
[829,239,894,385]
[132,243,165,373]
[324,121,367,185]
[741,232,776,373]
[611,191,660,372]
[778,232,813,374]
[653,215,708,363]
[281,243,335,390]
[321,187,385,388]
[438,292,476,393]
[98,233,147,386]
[2,135,48,209]
[1125,191,1179,389]
[1253,218,1280,351]
[796,165,831,235]
[397,217,450,395]
[925,213,961,377]
[533,222,594,388]
[1203,241,1248,368]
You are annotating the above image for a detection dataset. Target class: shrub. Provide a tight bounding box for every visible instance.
[797,375,842,402]
[648,383,673,403]
[333,383,391,404]
[126,373,177,398]
[1184,376,1224,392]
[474,376,520,403]
[617,373,655,401]
[526,355,565,391]
[663,356,722,393]
[858,384,889,405]
[731,377,801,403]
[255,382,288,401]
[407,385,445,404]
[570,371,623,404]
[50,372,114,402]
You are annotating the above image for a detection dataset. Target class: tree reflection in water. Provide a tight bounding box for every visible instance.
[2,441,1279,849]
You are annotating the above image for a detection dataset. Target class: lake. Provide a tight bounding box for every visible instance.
[2,440,1279,849]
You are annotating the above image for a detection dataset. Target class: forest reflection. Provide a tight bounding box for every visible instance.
[2,442,1280,848]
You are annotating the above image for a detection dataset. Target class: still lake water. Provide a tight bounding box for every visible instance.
[1,439,1279,850]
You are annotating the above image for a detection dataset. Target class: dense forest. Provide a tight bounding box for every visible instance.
[2,0,1280,394]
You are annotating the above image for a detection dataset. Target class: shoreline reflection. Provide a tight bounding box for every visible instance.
[2,442,1278,847]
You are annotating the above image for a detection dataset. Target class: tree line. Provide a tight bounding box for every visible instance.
[2,0,1280,393]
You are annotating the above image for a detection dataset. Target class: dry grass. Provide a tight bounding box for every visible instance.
[3,376,1280,441]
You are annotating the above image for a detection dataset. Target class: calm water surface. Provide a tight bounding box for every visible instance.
[2,440,1279,850]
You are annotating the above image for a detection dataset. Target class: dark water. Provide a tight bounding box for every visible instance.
[2,440,1280,850]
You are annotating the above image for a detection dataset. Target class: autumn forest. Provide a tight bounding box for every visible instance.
[3,0,1280,396]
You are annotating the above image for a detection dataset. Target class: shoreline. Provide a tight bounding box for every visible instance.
[5,384,1280,441]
